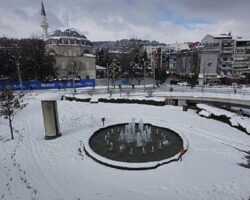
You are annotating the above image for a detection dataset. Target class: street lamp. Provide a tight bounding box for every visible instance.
[71,62,76,94]
[151,51,156,88]
[14,49,23,92]
[143,58,146,91]
[16,61,23,93]
[107,63,110,92]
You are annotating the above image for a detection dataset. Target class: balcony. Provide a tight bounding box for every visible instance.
[221,50,234,54]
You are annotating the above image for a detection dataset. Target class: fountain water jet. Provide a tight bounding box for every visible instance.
[118,119,152,148]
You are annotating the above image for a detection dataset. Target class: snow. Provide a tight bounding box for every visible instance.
[199,110,211,117]
[65,92,166,102]
[90,96,99,103]
[48,36,88,41]
[197,103,250,134]
[84,53,95,58]
[1,91,250,200]
[96,65,106,70]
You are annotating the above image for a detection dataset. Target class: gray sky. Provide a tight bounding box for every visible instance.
[1,0,250,43]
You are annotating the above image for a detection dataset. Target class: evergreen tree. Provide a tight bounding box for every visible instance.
[0,87,26,140]
[130,49,151,85]
[107,61,120,88]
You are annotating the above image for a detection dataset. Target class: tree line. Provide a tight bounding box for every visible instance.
[0,37,55,82]
[95,46,169,85]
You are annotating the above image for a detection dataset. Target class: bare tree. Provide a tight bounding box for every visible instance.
[0,87,26,140]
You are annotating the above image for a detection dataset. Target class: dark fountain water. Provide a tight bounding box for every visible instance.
[89,119,183,163]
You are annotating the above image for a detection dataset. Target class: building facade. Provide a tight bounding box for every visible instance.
[198,43,220,85]
[233,39,250,76]
[202,34,234,76]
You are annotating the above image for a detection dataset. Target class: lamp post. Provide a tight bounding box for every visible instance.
[17,61,23,93]
[143,58,146,91]
[151,51,156,88]
[15,48,23,92]
[72,62,76,94]
[107,63,109,92]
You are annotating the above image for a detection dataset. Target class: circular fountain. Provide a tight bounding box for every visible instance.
[84,119,188,170]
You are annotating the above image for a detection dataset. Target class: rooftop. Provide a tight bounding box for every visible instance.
[49,28,87,40]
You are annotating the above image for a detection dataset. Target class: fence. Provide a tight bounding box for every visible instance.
[0,79,96,91]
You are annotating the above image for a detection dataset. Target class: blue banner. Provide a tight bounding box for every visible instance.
[0,79,95,91]
[121,79,129,85]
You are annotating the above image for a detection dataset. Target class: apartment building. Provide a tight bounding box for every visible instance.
[202,33,234,76]
[233,38,250,76]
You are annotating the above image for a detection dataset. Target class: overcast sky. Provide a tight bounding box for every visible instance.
[1,0,250,43]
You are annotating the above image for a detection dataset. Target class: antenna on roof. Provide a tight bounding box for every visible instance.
[66,19,69,28]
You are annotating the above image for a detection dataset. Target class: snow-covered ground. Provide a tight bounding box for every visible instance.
[0,91,250,200]
[197,104,250,134]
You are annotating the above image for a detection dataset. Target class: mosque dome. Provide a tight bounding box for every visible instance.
[46,28,92,46]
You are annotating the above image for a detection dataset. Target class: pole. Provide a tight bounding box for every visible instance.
[152,52,155,88]
[202,61,205,93]
[160,48,162,69]
[17,61,23,93]
[107,63,109,92]
[72,63,76,94]
[143,59,146,91]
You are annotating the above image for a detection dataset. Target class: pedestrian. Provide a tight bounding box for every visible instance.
[237,109,243,116]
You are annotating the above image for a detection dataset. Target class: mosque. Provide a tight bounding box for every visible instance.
[40,2,96,79]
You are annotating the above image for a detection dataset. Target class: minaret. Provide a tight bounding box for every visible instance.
[41,1,49,40]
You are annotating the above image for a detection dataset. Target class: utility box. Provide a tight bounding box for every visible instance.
[41,100,61,140]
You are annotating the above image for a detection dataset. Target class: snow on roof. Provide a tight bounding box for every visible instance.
[109,50,122,54]
[48,36,89,41]
[49,28,88,40]
[204,34,233,40]
[214,35,232,39]
[235,38,250,42]
[84,53,95,58]
[96,65,106,70]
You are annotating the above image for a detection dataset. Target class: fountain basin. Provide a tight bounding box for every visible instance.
[84,122,188,170]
